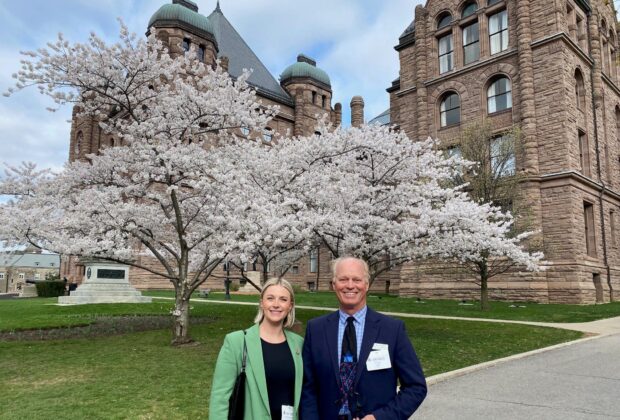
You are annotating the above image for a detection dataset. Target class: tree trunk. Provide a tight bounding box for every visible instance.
[172,294,192,345]
[480,265,489,311]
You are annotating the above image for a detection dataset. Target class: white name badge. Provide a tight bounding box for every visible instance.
[281,405,294,420]
[366,343,391,371]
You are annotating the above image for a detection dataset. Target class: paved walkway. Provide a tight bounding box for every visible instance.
[414,333,620,419]
[153,296,620,335]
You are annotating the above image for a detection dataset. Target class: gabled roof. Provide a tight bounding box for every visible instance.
[207,5,293,105]
[0,253,60,269]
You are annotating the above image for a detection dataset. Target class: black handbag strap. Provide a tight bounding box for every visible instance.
[241,331,247,373]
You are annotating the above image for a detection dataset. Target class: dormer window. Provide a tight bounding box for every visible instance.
[437,13,452,30]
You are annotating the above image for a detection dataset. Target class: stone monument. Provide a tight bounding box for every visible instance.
[58,259,152,304]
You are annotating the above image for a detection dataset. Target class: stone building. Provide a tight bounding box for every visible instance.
[61,0,358,292]
[0,251,60,293]
[382,0,620,303]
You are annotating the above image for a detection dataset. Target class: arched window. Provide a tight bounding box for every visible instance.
[575,69,585,110]
[487,76,512,113]
[182,38,191,52]
[198,45,206,62]
[462,2,477,18]
[440,92,460,127]
[74,131,83,157]
[437,13,452,29]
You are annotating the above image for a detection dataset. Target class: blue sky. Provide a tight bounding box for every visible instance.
[0,0,423,173]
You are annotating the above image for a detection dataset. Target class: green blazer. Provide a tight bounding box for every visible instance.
[209,324,304,420]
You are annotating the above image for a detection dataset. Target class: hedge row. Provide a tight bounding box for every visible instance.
[35,281,66,297]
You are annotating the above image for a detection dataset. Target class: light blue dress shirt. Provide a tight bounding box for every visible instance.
[337,305,367,363]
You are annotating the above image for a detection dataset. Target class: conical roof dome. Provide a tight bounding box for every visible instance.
[280,55,331,87]
[148,0,214,36]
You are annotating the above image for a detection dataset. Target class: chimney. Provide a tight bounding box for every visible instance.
[334,103,342,127]
[350,96,364,128]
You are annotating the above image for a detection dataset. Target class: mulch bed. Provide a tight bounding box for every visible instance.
[0,315,218,341]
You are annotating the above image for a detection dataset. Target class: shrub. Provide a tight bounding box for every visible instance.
[45,272,61,281]
[35,281,66,297]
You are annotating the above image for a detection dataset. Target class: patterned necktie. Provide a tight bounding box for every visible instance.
[342,316,357,363]
[339,316,357,417]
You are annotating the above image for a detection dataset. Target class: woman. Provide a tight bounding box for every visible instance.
[209,278,303,420]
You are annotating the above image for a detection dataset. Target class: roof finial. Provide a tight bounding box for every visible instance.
[215,0,221,12]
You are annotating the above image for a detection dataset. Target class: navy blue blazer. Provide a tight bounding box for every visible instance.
[301,307,427,420]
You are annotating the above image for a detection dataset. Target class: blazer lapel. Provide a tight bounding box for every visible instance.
[245,325,271,415]
[324,311,342,387]
[354,308,379,386]
[285,330,303,411]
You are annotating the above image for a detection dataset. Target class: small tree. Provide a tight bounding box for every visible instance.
[448,122,544,309]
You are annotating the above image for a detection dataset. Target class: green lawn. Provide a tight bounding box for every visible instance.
[0,298,583,419]
[144,290,620,323]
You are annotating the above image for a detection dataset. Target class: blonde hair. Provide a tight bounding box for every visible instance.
[331,256,370,283]
[254,277,296,329]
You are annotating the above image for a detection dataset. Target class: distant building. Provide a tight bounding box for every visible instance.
[381,0,620,303]
[0,251,60,293]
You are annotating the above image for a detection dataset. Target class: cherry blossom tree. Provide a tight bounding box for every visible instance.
[2,24,275,345]
[238,122,544,291]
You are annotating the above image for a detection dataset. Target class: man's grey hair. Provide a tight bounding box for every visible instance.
[331,256,370,283]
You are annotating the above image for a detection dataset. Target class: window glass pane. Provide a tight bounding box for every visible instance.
[488,0,502,6]
[439,34,453,54]
[439,34,454,73]
[463,23,479,44]
[464,43,480,64]
[440,93,460,126]
[438,14,452,29]
[463,22,480,64]
[487,78,512,113]
[489,10,508,54]
[462,3,477,18]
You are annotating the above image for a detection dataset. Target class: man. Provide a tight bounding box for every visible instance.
[301,257,427,420]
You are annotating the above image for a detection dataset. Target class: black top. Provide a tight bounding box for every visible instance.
[261,338,295,419]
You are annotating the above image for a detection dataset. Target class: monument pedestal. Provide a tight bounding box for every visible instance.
[59,260,151,305]
[238,271,261,294]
